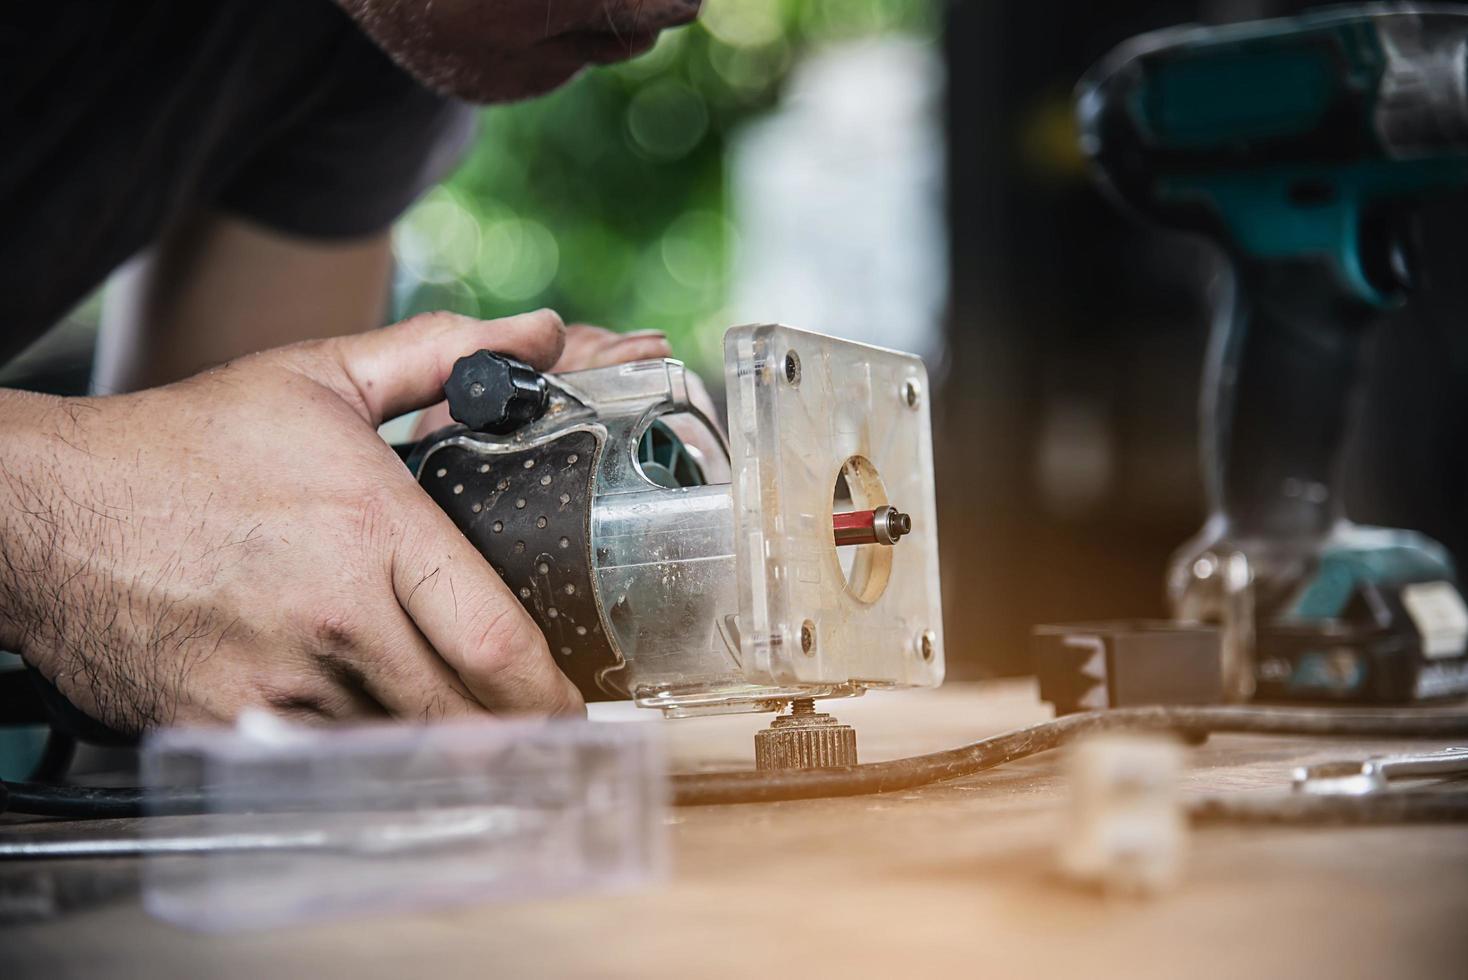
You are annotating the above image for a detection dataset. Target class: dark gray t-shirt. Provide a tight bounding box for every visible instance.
[0,0,474,366]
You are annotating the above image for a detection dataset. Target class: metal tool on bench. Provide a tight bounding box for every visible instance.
[1293,746,1468,796]
[1074,5,1468,704]
[409,324,945,769]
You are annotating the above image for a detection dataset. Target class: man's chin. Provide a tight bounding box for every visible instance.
[401,52,588,104]
[544,30,660,66]
[406,41,660,103]
[334,0,696,104]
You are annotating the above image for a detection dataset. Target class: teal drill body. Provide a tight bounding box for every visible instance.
[1082,5,1468,306]
[1079,6,1468,702]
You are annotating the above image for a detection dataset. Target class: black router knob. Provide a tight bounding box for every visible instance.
[445,350,549,434]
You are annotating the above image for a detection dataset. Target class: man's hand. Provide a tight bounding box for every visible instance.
[0,310,584,733]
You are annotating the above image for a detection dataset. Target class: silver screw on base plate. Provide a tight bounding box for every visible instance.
[754,698,859,771]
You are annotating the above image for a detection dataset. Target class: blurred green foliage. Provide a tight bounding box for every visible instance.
[394,0,937,374]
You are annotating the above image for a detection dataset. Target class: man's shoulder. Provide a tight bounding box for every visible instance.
[0,0,469,361]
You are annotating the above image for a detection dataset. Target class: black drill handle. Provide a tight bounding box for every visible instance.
[444,350,549,435]
[1203,259,1386,543]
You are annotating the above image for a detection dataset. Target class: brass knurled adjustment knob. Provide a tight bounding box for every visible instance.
[754,698,858,771]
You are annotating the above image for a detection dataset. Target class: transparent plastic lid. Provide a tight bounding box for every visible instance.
[142,712,667,931]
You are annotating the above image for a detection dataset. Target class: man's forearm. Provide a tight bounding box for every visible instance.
[95,213,393,393]
[0,387,61,656]
[0,383,254,730]
[0,387,191,728]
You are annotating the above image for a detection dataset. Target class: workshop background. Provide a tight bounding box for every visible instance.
[4,0,1466,688]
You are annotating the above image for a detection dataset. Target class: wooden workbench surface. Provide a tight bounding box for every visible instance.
[5,680,1468,978]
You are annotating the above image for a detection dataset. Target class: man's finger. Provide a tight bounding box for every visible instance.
[411,400,456,440]
[349,607,495,722]
[584,331,672,369]
[555,325,670,371]
[391,503,585,716]
[326,309,567,424]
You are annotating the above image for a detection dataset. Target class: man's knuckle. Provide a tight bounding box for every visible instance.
[403,310,452,333]
[528,309,567,353]
[531,307,565,332]
[294,608,363,658]
[463,603,544,676]
[555,683,584,715]
[354,485,407,545]
[253,673,337,719]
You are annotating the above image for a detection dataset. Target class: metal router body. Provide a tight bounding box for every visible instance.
[415,325,945,718]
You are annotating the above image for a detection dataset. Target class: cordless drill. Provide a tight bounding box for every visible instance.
[1078,5,1468,702]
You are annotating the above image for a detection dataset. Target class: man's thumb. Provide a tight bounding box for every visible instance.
[326,309,566,424]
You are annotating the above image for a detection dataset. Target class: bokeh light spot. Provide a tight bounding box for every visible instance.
[626,80,709,161]
[661,210,730,292]
[395,188,481,284]
[702,0,784,48]
[478,217,560,302]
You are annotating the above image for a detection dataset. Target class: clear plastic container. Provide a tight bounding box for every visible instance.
[141,712,667,931]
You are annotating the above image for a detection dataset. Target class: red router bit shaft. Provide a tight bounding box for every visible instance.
[833,505,912,547]
[833,509,877,546]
